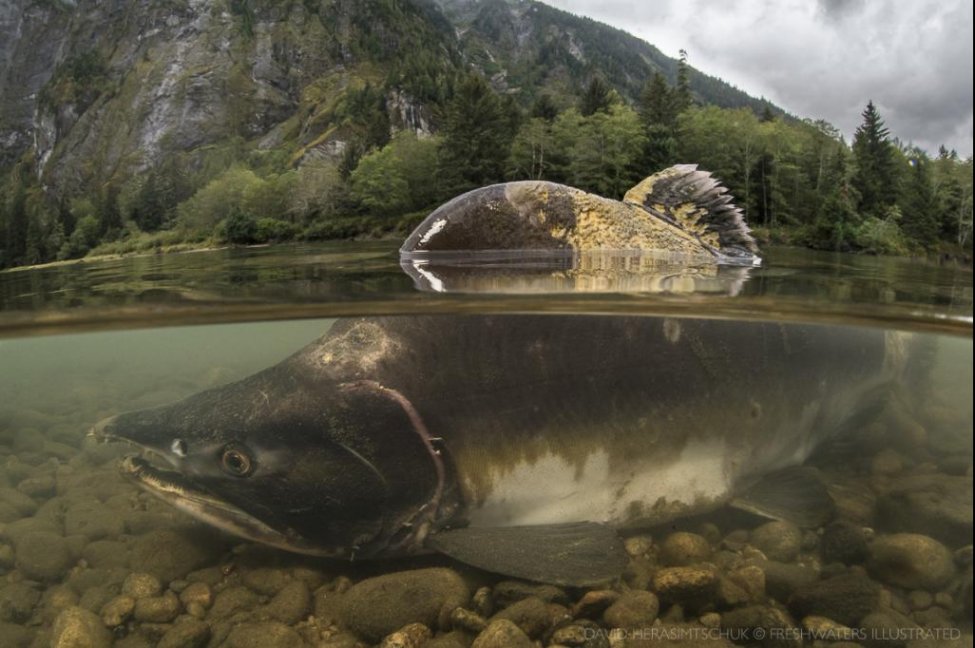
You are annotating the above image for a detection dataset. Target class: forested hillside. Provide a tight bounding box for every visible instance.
[435,0,778,114]
[0,0,970,269]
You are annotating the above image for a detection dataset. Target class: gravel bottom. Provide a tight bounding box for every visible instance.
[0,382,972,648]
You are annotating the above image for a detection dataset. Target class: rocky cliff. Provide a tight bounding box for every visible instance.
[0,0,454,196]
[0,0,774,195]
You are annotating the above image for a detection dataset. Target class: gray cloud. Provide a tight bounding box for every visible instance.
[547,0,973,156]
[816,0,866,22]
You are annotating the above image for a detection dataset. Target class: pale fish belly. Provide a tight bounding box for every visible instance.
[464,436,734,528]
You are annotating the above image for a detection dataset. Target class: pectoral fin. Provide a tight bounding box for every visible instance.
[426,522,627,587]
[731,466,835,528]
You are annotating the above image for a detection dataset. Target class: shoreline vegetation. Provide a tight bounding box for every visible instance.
[0,244,232,274]
[1,26,972,271]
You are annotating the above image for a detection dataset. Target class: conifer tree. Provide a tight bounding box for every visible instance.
[900,153,940,246]
[4,179,28,266]
[98,184,123,238]
[531,94,559,122]
[639,72,676,127]
[674,49,693,113]
[637,72,678,173]
[750,152,776,226]
[852,101,897,216]
[814,148,860,250]
[579,76,612,117]
[437,75,512,194]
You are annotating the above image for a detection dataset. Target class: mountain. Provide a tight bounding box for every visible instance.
[0,0,778,192]
[0,0,463,195]
[433,0,777,113]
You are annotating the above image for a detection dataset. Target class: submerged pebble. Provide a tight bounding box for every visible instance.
[572,589,619,618]
[242,567,292,595]
[157,618,210,648]
[756,559,819,601]
[99,594,135,627]
[14,531,73,581]
[652,565,719,607]
[721,605,799,647]
[129,528,223,583]
[471,618,533,648]
[660,532,712,566]
[490,595,550,638]
[340,568,469,642]
[750,521,803,563]
[379,622,433,648]
[0,586,38,628]
[209,585,260,619]
[450,606,488,633]
[624,535,653,557]
[0,621,35,648]
[788,573,881,626]
[223,621,307,648]
[51,606,112,648]
[39,584,79,624]
[133,590,180,623]
[493,579,569,606]
[821,521,869,565]
[801,614,856,642]
[263,579,311,624]
[860,609,919,648]
[868,533,956,590]
[602,589,659,628]
[122,572,163,599]
[83,539,131,570]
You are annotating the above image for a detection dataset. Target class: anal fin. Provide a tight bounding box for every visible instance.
[730,466,835,528]
[426,522,627,587]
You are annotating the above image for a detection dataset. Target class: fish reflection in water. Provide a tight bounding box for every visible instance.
[401,250,756,296]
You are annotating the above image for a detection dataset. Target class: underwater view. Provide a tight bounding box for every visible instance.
[0,243,972,648]
[0,0,971,644]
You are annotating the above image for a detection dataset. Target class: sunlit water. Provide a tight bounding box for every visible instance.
[0,243,971,647]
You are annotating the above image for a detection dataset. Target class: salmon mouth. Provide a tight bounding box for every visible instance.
[92,418,345,558]
[118,454,270,532]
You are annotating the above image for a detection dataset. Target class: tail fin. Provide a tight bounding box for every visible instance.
[624,165,759,260]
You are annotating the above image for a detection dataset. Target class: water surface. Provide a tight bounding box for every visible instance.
[0,243,970,336]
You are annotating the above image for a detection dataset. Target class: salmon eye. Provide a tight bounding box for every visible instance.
[221,444,254,477]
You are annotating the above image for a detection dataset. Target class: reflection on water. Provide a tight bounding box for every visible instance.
[0,245,972,646]
[401,250,755,296]
[0,243,971,336]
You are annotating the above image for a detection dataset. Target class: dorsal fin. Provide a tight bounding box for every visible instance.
[624,164,758,259]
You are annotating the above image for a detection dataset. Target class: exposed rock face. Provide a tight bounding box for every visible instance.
[0,0,444,191]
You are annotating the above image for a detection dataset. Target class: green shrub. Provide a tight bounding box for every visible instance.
[394,210,429,235]
[853,211,909,255]
[348,132,440,215]
[303,216,376,240]
[253,218,299,242]
[177,167,264,233]
[223,208,258,244]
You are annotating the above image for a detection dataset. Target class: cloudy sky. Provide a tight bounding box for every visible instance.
[547,0,974,157]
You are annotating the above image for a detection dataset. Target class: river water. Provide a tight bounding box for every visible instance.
[0,242,971,647]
